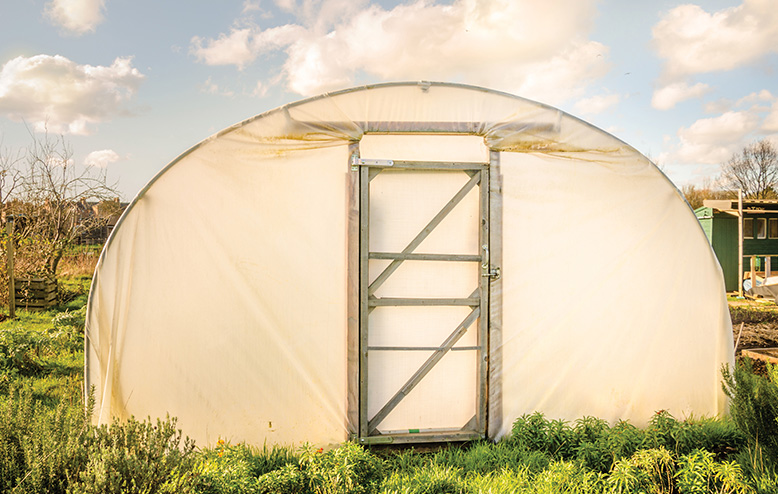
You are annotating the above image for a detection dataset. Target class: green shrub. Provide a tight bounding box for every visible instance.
[256,464,307,494]
[69,416,196,494]
[380,463,470,494]
[48,306,86,352]
[300,442,384,494]
[608,447,674,494]
[0,327,48,376]
[675,449,751,494]
[530,459,606,494]
[722,359,778,467]
[0,383,92,494]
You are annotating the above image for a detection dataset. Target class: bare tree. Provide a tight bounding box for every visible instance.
[720,139,778,199]
[0,139,23,211]
[11,131,120,276]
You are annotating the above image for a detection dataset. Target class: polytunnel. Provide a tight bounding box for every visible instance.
[85,82,735,447]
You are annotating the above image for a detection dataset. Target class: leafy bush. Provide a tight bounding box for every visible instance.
[0,327,48,376]
[69,416,195,494]
[675,449,751,494]
[48,306,86,351]
[300,442,384,494]
[380,463,471,494]
[722,359,778,467]
[0,384,195,494]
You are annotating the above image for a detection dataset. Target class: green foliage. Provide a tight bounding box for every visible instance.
[380,463,471,494]
[69,416,196,494]
[0,327,47,376]
[300,442,384,494]
[608,447,674,494]
[256,464,307,494]
[675,449,751,494]
[722,359,778,467]
[0,383,195,494]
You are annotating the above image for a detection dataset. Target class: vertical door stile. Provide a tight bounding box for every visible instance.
[478,167,489,436]
[358,160,370,439]
[347,142,360,439]
[487,150,503,440]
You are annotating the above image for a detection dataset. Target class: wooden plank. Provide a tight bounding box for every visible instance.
[742,348,778,365]
[7,217,14,319]
[368,297,479,307]
[359,431,483,445]
[368,302,480,433]
[368,172,482,295]
[369,252,480,262]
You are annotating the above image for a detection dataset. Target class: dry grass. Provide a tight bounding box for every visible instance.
[57,249,101,278]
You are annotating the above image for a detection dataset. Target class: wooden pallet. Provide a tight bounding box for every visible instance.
[14,277,57,309]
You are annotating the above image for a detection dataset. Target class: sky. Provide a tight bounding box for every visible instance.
[0,0,777,200]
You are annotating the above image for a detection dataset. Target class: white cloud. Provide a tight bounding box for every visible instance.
[675,111,761,164]
[651,81,710,110]
[736,89,774,107]
[574,93,622,116]
[652,0,778,81]
[45,0,105,35]
[84,149,119,168]
[191,24,306,70]
[0,55,145,135]
[764,100,778,132]
[191,0,607,104]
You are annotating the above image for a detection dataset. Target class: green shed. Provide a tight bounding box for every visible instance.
[695,199,778,292]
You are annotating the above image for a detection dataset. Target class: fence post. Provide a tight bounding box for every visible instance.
[6,215,14,319]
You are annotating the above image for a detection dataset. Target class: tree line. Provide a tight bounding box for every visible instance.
[682,139,778,209]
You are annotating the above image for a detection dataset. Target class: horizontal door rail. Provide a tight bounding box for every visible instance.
[387,161,487,170]
[368,297,479,307]
[369,252,481,262]
[368,346,481,351]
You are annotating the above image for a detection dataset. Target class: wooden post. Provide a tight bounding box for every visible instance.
[751,256,756,291]
[738,190,743,297]
[767,257,772,279]
[6,215,14,319]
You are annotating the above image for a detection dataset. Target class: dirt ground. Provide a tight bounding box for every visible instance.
[729,296,778,374]
[730,298,778,350]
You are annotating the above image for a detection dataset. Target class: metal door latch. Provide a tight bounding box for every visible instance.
[482,266,500,280]
[481,244,500,280]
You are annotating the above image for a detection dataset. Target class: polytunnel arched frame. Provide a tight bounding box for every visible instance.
[85,81,734,448]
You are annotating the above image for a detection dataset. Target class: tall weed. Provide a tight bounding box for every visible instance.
[722,359,778,467]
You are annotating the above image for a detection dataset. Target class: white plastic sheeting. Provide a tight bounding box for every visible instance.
[85,82,734,448]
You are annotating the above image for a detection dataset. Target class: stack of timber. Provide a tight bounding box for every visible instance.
[15,276,57,310]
